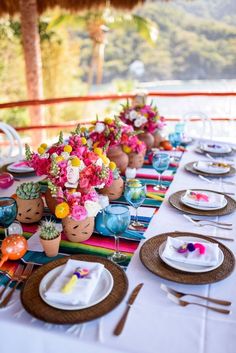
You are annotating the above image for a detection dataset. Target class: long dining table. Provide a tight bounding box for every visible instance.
[1,139,236,353]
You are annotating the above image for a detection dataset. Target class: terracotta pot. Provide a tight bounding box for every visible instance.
[153,131,164,148]
[138,132,154,150]
[44,188,57,215]
[40,235,61,257]
[99,176,124,201]
[62,216,94,242]
[128,152,145,169]
[107,146,129,174]
[16,197,44,223]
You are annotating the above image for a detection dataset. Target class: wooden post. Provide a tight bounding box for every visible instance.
[19,0,44,144]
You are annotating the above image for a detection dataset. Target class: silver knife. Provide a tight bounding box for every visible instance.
[113,283,144,336]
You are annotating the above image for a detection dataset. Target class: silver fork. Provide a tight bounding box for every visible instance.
[0,264,24,300]
[167,293,231,314]
[199,174,236,186]
[183,214,233,230]
[183,214,232,227]
[0,263,34,308]
[161,284,231,306]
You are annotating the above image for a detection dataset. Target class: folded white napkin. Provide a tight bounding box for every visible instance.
[194,161,230,174]
[7,161,34,173]
[162,237,219,267]
[44,259,104,305]
[182,190,225,209]
[201,143,231,154]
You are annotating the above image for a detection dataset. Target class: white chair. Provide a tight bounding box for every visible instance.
[0,122,23,167]
[182,111,213,140]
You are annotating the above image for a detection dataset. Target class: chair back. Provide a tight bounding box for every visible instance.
[0,122,23,166]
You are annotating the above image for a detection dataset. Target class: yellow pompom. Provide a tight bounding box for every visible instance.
[123,145,132,154]
[37,147,45,155]
[64,145,72,153]
[109,161,116,171]
[71,157,81,167]
[89,126,94,132]
[40,143,48,149]
[80,137,87,145]
[94,147,103,156]
[80,126,86,133]
[55,156,64,163]
[55,202,70,219]
[104,118,113,125]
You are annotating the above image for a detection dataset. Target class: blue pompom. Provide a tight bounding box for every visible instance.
[187,243,195,252]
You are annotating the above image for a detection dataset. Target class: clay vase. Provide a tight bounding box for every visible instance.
[44,188,57,215]
[40,235,61,257]
[62,216,94,242]
[107,146,129,174]
[16,197,44,223]
[153,130,163,148]
[138,132,154,151]
[128,151,145,169]
[99,176,124,201]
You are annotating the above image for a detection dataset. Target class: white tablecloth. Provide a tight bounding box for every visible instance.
[1,140,236,353]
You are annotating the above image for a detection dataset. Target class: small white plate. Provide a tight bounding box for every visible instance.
[193,162,230,174]
[201,144,232,154]
[39,265,114,310]
[181,192,227,211]
[159,236,224,273]
[7,161,34,173]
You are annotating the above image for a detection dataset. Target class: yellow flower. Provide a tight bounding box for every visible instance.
[71,157,81,167]
[93,141,100,148]
[100,154,109,166]
[80,126,86,133]
[80,137,87,145]
[55,202,70,219]
[109,161,116,171]
[68,188,76,194]
[94,147,103,156]
[64,145,72,153]
[89,126,94,132]
[123,145,132,154]
[55,156,64,163]
[37,147,45,155]
[104,118,113,125]
[40,143,48,149]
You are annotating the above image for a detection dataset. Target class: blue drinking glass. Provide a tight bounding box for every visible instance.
[0,197,18,237]
[103,204,130,263]
[124,179,146,229]
[152,153,170,190]
[168,132,182,148]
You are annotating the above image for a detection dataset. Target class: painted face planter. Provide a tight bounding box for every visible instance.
[128,151,145,169]
[16,182,44,224]
[107,146,129,174]
[62,216,95,243]
[99,176,124,201]
[44,188,57,215]
[138,132,154,151]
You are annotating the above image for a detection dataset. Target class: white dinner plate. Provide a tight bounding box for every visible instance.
[39,265,114,310]
[200,143,232,154]
[180,192,227,211]
[7,161,34,173]
[159,236,224,273]
[193,162,230,174]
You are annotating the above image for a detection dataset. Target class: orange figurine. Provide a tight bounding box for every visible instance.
[0,234,28,267]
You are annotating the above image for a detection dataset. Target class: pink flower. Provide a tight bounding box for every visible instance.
[71,205,88,221]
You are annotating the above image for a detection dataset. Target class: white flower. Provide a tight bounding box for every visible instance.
[61,152,70,160]
[95,122,105,133]
[84,200,101,217]
[51,153,58,159]
[134,115,147,127]
[95,182,105,189]
[97,195,109,209]
[66,166,80,184]
[87,138,93,148]
[128,110,139,121]
[95,158,104,167]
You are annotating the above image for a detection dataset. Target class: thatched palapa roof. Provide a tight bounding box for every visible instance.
[0,0,145,16]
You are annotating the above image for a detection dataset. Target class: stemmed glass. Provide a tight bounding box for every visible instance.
[152,153,170,190]
[168,132,182,149]
[103,204,130,263]
[0,197,18,238]
[124,179,146,229]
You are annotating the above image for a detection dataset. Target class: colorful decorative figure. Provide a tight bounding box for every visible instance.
[61,267,89,294]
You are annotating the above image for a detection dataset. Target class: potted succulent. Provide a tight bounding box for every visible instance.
[39,220,61,257]
[16,182,44,223]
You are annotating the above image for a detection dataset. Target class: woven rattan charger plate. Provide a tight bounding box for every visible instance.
[168,189,236,216]
[21,254,128,324]
[185,162,236,178]
[140,232,235,284]
[195,147,234,157]
[1,163,36,178]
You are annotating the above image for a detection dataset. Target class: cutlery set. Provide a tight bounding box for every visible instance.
[198,174,236,186]
[161,284,231,314]
[0,262,34,308]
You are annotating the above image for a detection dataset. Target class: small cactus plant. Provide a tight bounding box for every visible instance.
[16,182,41,200]
[39,220,60,240]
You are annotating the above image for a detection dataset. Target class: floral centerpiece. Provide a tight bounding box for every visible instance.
[118,102,165,149]
[25,128,115,242]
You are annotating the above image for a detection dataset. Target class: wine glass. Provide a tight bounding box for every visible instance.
[124,179,146,229]
[103,204,130,263]
[0,197,18,238]
[168,132,182,148]
[152,153,170,190]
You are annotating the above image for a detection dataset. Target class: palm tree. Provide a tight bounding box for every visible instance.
[48,8,159,86]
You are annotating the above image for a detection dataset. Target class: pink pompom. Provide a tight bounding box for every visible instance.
[195,243,206,255]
